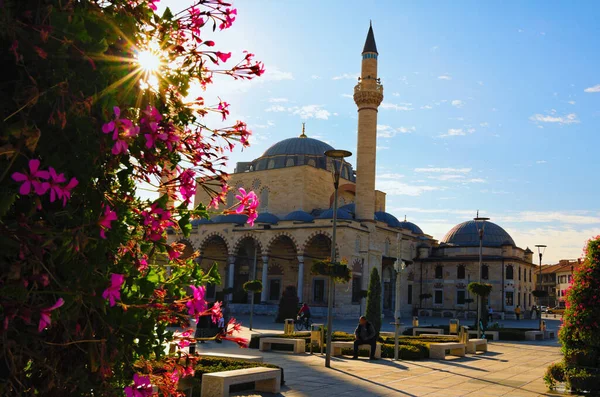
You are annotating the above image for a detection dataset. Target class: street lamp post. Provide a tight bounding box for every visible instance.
[324,149,352,368]
[474,213,490,339]
[393,256,406,361]
[535,244,547,331]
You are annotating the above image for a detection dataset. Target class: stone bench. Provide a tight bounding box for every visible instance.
[381,328,407,338]
[544,330,555,339]
[466,338,488,354]
[199,352,263,362]
[429,342,466,360]
[201,367,280,397]
[259,337,305,354]
[468,330,499,341]
[525,331,544,341]
[330,341,382,359]
[413,327,444,336]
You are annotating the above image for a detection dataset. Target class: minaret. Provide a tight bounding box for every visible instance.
[354,22,383,221]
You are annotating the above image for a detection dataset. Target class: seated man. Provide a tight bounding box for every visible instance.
[353,316,377,360]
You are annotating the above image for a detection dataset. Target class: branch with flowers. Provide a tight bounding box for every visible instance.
[311,258,352,283]
[0,0,263,395]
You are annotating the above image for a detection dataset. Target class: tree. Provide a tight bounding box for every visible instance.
[545,236,600,392]
[0,0,263,395]
[276,285,299,323]
[365,268,382,335]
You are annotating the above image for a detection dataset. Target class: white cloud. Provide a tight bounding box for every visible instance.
[311,75,320,80]
[341,94,353,99]
[268,98,288,103]
[376,180,440,197]
[496,211,600,225]
[439,128,475,137]
[265,104,331,120]
[438,74,452,80]
[380,102,414,111]
[467,178,486,183]
[251,120,275,129]
[477,81,484,86]
[263,68,294,81]
[332,73,359,80]
[508,227,595,263]
[421,105,433,110]
[536,160,547,164]
[377,125,416,138]
[480,122,489,127]
[568,100,576,105]
[415,167,471,173]
[530,112,580,125]
[392,92,400,97]
[451,99,464,108]
[584,84,600,93]
[397,126,416,134]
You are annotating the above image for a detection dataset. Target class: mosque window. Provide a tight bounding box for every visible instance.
[506,265,514,280]
[268,279,281,301]
[519,266,521,280]
[435,265,443,279]
[267,159,275,169]
[355,237,360,253]
[457,265,466,280]
[252,179,261,190]
[505,291,514,307]
[226,190,235,207]
[351,276,362,303]
[259,189,269,213]
[482,265,489,280]
[313,279,326,303]
[529,269,532,282]
[285,158,295,167]
[434,289,443,305]
[457,290,466,305]
[524,269,527,282]
[307,159,316,167]
[342,166,349,180]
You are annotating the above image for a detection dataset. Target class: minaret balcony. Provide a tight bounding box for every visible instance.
[353,82,384,107]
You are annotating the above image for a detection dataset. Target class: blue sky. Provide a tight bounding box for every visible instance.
[159,0,600,263]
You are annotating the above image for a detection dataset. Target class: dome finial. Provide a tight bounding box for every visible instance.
[404,215,407,222]
[300,122,307,138]
[476,209,479,218]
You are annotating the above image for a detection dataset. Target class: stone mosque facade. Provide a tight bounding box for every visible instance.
[169,25,538,320]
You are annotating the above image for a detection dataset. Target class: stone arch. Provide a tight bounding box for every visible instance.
[329,183,355,207]
[302,231,338,306]
[232,233,265,254]
[197,232,230,300]
[266,232,299,256]
[299,230,339,256]
[199,232,231,255]
[251,178,261,191]
[175,238,197,260]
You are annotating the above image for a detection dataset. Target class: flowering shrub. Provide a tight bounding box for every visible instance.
[310,258,351,283]
[0,0,263,395]
[546,236,600,392]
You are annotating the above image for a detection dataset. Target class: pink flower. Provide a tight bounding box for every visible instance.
[148,0,159,11]
[102,107,139,155]
[98,205,117,239]
[216,51,232,63]
[175,329,194,349]
[179,169,196,203]
[217,101,230,121]
[102,273,125,307]
[211,301,222,324]
[47,167,66,203]
[221,336,249,348]
[124,373,153,397]
[12,159,49,195]
[61,177,78,206]
[226,317,242,334]
[38,298,65,332]
[186,285,206,319]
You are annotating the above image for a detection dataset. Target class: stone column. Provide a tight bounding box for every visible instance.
[227,255,235,301]
[261,255,269,303]
[297,256,305,302]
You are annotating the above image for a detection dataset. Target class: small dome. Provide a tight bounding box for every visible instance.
[191,218,213,226]
[318,208,353,220]
[441,220,515,247]
[398,221,424,235]
[524,247,533,254]
[284,210,315,222]
[339,203,355,213]
[212,214,248,224]
[255,212,279,224]
[375,211,402,228]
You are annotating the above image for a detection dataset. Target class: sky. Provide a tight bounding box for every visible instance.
[157,0,600,264]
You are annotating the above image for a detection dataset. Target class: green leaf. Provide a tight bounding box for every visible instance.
[207,262,222,286]
[178,213,192,237]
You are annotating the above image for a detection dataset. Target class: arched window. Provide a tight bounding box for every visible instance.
[259,189,269,213]
[307,159,316,167]
[285,158,294,167]
[519,266,522,280]
[529,269,532,282]
[267,159,275,169]
[482,264,489,280]
[435,265,443,279]
[506,265,514,280]
[226,190,234,207]
[457,265,466,280]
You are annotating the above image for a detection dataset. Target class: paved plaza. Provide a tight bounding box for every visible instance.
[191,315,570,397]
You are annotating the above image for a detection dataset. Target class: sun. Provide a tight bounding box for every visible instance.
[137,49,162,73]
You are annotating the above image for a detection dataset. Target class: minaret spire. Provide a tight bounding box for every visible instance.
[354,23,383,221]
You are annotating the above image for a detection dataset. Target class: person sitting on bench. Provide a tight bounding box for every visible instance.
[353,316,377,360]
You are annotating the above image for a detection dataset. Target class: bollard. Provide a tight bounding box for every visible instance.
[449,319,459,335]
[284,319,294,335]
[412,316,419,327]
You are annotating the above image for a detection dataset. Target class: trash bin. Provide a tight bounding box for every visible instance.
[412,316,419,327]
[310,323,324,354]
[284,318,294,335]
[449,319,459,335]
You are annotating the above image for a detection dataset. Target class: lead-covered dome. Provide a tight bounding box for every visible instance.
[399,221,423,235]
[441,220,515,247]
[262,137,334,157]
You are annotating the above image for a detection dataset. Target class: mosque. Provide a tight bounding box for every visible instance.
[170,24,538,320]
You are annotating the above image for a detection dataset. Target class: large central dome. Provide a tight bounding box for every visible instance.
[441,220,515,247]
[262,137,334,157]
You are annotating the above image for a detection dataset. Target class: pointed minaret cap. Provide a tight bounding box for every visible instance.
[362,21,378,54]
[299,122,307,138]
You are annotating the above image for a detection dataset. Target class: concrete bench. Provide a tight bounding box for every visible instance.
[330,341,382,359]
[525,331,544,341]
[544,330,555,339]
[468,330,499,341]
[201,367,280,397]
[199,352,263,362]
[259,337,305,354]
[413,327,444,336]
[466,338,488,354]
[381,328,407,338]
[429,342,466,360]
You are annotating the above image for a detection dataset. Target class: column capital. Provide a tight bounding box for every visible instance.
[228,255,236,264]
[297,255,304,263]
[262,255,269,263]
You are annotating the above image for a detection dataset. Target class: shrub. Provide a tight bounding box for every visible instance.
[243,280,263,293]
[310,259,351,283]
[468,282,493,297]
[544,362,566,390]
[365,268,382,335]
[276,285,299,323]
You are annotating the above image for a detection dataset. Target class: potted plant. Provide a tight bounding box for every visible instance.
[310,258,351,283]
